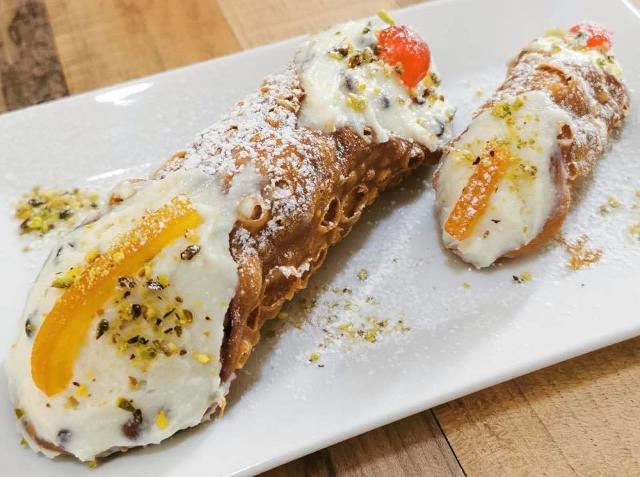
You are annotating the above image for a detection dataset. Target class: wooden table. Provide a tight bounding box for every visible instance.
[2,1,639,475]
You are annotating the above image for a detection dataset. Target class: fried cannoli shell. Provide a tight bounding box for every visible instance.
[435,42,629,260]
[154,69,442,381]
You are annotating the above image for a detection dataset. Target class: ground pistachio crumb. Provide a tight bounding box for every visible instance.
[512,272,532,284]
[357,269,369,281]
[14,408,24,419]
[14,186,100,236]
[309,352,321,363]
[155,409,169,430]
[20,438,28,447]
[64,396,79,409]
[462,282,471,289]
[608,195,621,208]
[194,353,212,364]
[87,459,97,469]
[377,9,395,25]
[51,266,83,288]
[346,93,367,112]
[74,384,89,398]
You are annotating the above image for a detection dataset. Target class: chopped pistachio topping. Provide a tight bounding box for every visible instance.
[64,396,79,409]
[628,223,640,238]
[95,319,109,339]
[561,235,603,270]
[19,437,28,448]
[357,269,369,281]
[309,352,321,362]
[180,244,201,261]
[512,272,532,284]
[155,409,170,430]
[103,265,199,370]
[87,459,98,469]
[74,384,89,398]
[346,93,368,112]
[51,266,84,288]
[608,195,621,208]
[14,187,100,236]
[116,397,136,413]
[25,319,35,338]
[194,353,212,364]
[377,9,395,25]
[14,408,24,419]
[491,97,525,119]
[545,28,564,38]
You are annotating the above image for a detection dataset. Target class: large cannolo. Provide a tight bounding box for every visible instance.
[6,16,454,462]
[434,23,629,268]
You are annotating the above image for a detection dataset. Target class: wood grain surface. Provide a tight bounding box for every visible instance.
[1,1,639,475]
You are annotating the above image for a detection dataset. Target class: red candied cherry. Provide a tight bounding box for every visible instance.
[569,23,612,49]
[377,25,431,88]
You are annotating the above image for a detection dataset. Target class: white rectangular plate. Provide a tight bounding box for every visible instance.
[1,0,639,475]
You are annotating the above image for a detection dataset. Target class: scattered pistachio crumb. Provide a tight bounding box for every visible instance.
[64,396,79,409]
[20,437,28,447]
[116,397,135,412]
[628,223,640,238]
[346,93,367,112]
[561,235,602,270]
[14,187,100,236]
[14,408,24,419]
[155,409,169,430]
[51,266,83,288]
[608,195,621,208]
[512,272,532,284]
[87,459,97,469]
[74,384,89,398]
[357,269,369,281]
[462,282,471,289]
[309,352,320,363]
[377,9,395,25]
[194,353,212,364]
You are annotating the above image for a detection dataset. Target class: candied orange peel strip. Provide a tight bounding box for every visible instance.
[444,143,510,241]
[31,196,203,396]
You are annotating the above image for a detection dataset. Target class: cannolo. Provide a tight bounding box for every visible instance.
[434,23,629,268]
[6,16,454,461]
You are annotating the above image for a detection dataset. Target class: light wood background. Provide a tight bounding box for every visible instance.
[1,1,639,475]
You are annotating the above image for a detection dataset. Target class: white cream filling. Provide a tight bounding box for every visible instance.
[527,31,623,79]
[436,91,572,268]
[294,20,454,149]
[5,168,257,461]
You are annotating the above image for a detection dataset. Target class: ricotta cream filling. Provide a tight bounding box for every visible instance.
[6,168,257,461]
[436,91,572,268]
[294,19,454,149]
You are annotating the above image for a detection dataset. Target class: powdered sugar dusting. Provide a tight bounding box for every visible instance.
[155,65,338,255]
